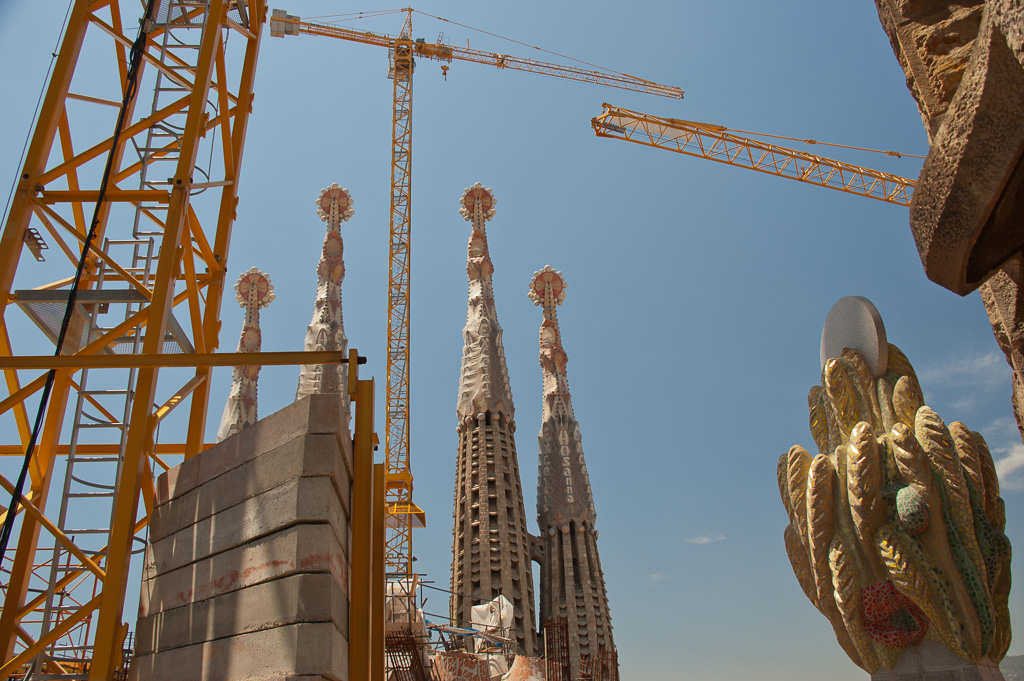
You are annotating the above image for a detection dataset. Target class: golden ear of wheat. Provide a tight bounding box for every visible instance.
[971,430,1001,526]
[876,524,964,658]
[809,386,830,454]
[916,408,987,589]
[778,451,793,518]
[950,422,985,501]
[785,523,819,609]
[891,423,930,487]
[993,497,1006,534]
[876,377,898,433]
[825,358,866,438]
[892,375,924,427]
[788,445,813,548]
[829,536,880,673]
[807,454,837,605]
[885,343,918,384]
[842,349,884,433]
[991,559,1013,662]
[847,424,886,552]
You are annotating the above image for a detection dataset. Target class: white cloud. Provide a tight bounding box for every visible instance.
[994,442,1024,491]
[648,572,671,586]
[684,533,726,545]
[918,351,1006,391]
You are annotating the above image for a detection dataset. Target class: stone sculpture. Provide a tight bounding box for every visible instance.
[529,265,615,678]
[779,297,1012,676]
[872,0,1024,443]
[216,267,274,441]
[296,183,354,403]
[450,183,538,656]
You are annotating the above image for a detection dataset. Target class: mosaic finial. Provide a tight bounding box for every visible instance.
[456,182,513,419]
[529,265,567,307]
[316,183,355,223]
[459,182,496,222]
[297,183,352,404]
[217,267,274,441]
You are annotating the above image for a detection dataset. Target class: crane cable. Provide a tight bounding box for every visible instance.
[412,9,636,81]
[0,0,158,561]
[306,7,639,82]
[717,124,926,160]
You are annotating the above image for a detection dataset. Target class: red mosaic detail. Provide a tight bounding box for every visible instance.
[462,186,493,211]
[318,186,351,214]
[860,581,929,649]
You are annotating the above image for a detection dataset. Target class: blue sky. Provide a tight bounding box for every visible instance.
[0,2,1020,679]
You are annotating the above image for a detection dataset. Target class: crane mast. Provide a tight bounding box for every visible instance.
[592,104,915,205]
[385,11,416,576]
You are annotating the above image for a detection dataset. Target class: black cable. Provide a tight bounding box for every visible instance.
[0,0,158,561]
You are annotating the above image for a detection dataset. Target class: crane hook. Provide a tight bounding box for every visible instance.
[441,64,449,81]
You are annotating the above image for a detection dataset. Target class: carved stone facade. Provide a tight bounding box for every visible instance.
[450,184,538,656]
[873,0,1024,440]
[872,0,984,142]
[216,267,275,442]
[529,266,614,679]
[296,184,354,404]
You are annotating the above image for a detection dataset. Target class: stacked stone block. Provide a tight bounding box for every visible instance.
[131,394,352,681]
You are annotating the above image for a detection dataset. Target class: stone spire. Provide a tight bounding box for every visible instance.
[217,267,275,441]
[530,266,615,678]
[296,184,354,404]
[451,183,538,656]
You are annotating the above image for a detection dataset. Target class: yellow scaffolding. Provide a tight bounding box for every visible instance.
[0,2,268,678]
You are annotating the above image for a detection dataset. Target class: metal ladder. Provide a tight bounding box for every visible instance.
[25,1,214,676]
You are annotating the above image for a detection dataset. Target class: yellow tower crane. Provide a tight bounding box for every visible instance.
[269,8,684,578]
[592,103,916,205]
[0,5,682,676]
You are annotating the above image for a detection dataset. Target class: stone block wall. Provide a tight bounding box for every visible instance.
[130,394,353,681]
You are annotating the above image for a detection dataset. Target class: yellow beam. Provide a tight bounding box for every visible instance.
[37,189,171,204]
[350,377,375,681]
[0,350,351,370]
[0,443,205,456]
[372,462,386,681]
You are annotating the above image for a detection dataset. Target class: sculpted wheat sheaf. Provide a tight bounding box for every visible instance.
[778,344,1012,673]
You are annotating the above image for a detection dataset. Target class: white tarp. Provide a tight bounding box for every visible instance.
[385,578,419,626]
[470,594,513,655]
[470,594,513,638]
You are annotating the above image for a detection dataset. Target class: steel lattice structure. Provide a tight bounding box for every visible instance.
[0,2,320,678]
[384,11,417,575]
[592,104,915,205]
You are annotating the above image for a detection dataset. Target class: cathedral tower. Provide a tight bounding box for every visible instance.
[216,267,275,441]
[296,183,354,402]
[529,266,614,677]
[450,183,538,655]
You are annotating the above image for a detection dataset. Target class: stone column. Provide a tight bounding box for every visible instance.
[216,267,274,442]
[450,183,538,656]
[297,183,354,404]
[529,266,615,679]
